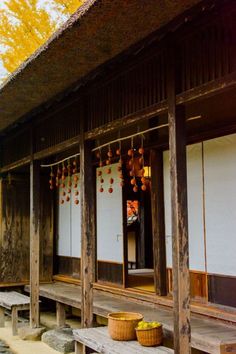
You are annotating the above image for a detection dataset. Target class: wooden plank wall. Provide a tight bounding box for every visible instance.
[0,174,53,285]
[30,160,40,328]
[39,175,54,282]
[0,177,30,284]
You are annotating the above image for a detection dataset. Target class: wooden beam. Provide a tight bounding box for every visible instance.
[167,45,191,353]
[150,149,167,296]
[176,71,236,105]
[80,134,96,328]
[34,136,80,161]
[85,101,167,140]
[0,156,31,173]
[30,159,40,328]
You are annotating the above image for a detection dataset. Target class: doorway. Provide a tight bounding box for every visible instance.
[125,181,155,292]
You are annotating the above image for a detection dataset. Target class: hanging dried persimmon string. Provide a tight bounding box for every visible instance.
[117,141,124,187]
[66,162,71,202]
[96,148,104,193]
[106,144,112,165]
[128,137,138,192]
[139,135,147,191]
[49,166,54,190]
[108,162,114,193]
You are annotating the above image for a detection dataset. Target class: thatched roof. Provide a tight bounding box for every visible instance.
[0,0,201,133]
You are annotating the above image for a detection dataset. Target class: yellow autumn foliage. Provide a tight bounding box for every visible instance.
[53,0,84,16]
[0,0,84,75]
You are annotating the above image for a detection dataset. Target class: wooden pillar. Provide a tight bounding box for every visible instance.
[30,160,40,328]
[150,149,167,296]
[0,307,5,327]
[138,196,146,269]
[167,47,191,353]
[56,302,66,327]
[80,135,96,328]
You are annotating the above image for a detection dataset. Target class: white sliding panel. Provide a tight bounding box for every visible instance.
[204,134,236,276]
[96,163,123,262]
[163,144,205,271]
[71,174,81,258]
[187,143,205,271]
[58,177,71,256]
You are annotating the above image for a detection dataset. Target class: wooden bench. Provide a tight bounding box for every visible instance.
[73,326,174,354]
[0,291,30,335]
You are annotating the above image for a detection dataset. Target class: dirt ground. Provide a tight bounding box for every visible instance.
[0,312,80,354]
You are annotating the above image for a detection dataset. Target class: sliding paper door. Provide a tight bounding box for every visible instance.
[96,163,123,285]
[57,175,81,278]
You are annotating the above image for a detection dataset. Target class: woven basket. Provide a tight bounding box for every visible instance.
[136,325,163,347]
[108,312,143,341]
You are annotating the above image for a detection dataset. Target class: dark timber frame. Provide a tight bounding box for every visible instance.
[167,42,191,353]
[30,158,40,328]
[80,128,96,328]
[150,149,167,296]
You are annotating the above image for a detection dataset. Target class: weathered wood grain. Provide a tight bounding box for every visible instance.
[0,291,30,335]
[0,307,4,327]
[39,176,53,282]
[73,327,174,354]
[167,44,191,354]
[25,282,236,354]
[56,302,66,327]
[80,132,96,328]
[0,177,30,284]
[150,149,167,296]
[30,160,40,328]
[0,291,30,309]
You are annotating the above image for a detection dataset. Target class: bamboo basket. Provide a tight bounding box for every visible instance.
[108,312,143,341]
[136,325,163,346]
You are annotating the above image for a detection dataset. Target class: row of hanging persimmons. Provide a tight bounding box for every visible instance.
[48,143,150,204]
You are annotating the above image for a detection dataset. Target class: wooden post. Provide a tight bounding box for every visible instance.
[167,46,191,353]
[56,302,66,328]
[30,159,40,328]
[11,306,18,335]
[150,149,167,296]
[0,307,4,327]
[80,133,96,328]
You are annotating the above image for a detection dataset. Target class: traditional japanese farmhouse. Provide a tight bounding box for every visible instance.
[0,0,236,353]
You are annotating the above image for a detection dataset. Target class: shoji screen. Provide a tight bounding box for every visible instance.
[163,143,205,271]
[96,163,123,263]
[58,177,71,256]
[57,175,81,258]
[96,163,123,285]
[204,134,236,276]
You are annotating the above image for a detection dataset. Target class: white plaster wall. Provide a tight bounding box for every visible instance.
[71,174,81,258]
[204,134,236,276]
[57,174,81,257]
[163,143,205,271]
[58,177,71,256]
[96,163,123,262]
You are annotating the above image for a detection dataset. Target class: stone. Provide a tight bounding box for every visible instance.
[18,326,46,341]
[42,328,75,353]
[0,341,12,354]
[0,344,9,349]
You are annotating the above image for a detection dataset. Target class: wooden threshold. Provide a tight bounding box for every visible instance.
[53,274,81,285]
[0,282,28,288]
